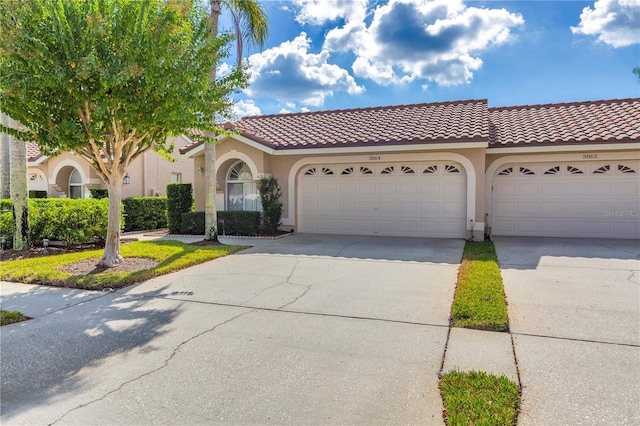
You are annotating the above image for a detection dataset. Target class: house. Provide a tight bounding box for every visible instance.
[181,98,640,240]
[26,136,195,199]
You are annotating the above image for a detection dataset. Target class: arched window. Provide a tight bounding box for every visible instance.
[68,169,83,199]
[226,161,260,211]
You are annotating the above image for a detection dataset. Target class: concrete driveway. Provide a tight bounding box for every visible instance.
[1,234,463,425]
[494,237,640,425]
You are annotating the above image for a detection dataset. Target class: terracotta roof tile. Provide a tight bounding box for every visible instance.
[227,99,489,150]
[488,98,640,146]
[27,141,44,162]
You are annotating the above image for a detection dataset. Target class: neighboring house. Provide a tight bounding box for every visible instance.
[27,136,195,199]
[181,98,640,240]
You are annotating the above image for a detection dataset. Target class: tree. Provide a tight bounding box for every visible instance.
[10,121,28,250]
[634,67,640,83]
[0,112,10,199]
[204,0,268,241]
[0,0,247,266]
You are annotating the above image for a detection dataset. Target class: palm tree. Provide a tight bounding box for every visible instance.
[204,0,268,241]
[9,118,28,250]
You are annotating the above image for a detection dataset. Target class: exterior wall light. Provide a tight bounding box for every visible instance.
[123,175,131,184]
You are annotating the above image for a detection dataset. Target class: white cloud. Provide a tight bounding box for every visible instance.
[292,0,367,25]
[325,0,523,86]
[233,100,261,118]
[245,33,364,107]
[571,0,640,47]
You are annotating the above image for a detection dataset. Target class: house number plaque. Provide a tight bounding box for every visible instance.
[369,155,381,161]
[582,153,598,159]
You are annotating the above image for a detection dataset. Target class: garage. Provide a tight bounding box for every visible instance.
[491,160,640,239]
[298,161,467,238]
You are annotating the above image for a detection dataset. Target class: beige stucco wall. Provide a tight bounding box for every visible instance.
[27,135,194,199]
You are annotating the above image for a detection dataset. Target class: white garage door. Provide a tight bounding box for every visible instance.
[492,160,640,239]
[299,161,467,238]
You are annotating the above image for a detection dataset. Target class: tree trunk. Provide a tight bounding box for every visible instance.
[204,0,222,242]
[10,132,28,250]
[0,112,11,199]
[99,175,124,267]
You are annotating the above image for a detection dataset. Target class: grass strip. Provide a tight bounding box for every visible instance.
[440,370,519,426]
[451,241,509,331]
[0,240,244,290]
[0,310,28,326]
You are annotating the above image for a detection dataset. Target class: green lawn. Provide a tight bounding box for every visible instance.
[0,240,244,290]
[451,241,509,331]
[440,370,520,426]
[0,310,28,326]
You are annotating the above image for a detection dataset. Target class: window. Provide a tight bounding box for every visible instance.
[226,161,260,211]
[69,169,83,199]
[171,173,182,183]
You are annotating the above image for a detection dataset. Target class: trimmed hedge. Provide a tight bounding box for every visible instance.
[89,188,109,199]
[167,183,193,233]
[180,211,261,236]
[0,198,112,248]
[123,196,168,232]
[28,190,47,199]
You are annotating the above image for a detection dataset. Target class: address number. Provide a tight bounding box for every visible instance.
[582,153,598,159]
[369,155,381,161]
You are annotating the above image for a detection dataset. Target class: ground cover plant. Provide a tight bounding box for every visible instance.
[0,240,243,290]
[451,241,509,331]
[440,370,519,426]
[0,310,28,326]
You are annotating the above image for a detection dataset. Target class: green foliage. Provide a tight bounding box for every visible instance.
[181,211,205,235]
[451,241,509,331]
[166,183,193,233]
[217,211,261,236]
[258,175,283,235]
[89,188,109,199]
[0,240,243,290]
[0,211,12,249]
[31,198,112,245]
[634,67,640,83]
[122,196,167,232]
[0,310,28,326]
[28,190,47,199]
[0,199,11,212]
[440,370,519,426]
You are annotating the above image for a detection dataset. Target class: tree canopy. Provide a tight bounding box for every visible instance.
[0,0,248,265]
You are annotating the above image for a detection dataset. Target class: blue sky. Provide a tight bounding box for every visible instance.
[218,0,640,117]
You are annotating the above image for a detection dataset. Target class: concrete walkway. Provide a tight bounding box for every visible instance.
[1,234,463,425]
[494,237,640,425]
[2,234,638,424]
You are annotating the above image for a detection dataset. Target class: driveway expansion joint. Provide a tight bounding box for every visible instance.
[511,331,640,348]
[48,308,255,425]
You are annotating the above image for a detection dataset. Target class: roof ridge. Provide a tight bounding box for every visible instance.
[240,98,489,120]
[489,97,640,112]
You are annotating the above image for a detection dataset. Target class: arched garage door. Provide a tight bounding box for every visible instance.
[491,160,640,239]
[298,161,467,238]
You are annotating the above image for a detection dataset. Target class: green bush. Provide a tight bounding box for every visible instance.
[28,190,47,198]
[258,176,283,235]
[180,211,261,236]
[180,211,205,234]
[0,211,12,249]
[218,211,260,236]
[0,199,11,213]
[89,188,109,199]
[123,197,168,232]
[31,198,111,245]
[166,183,193,233]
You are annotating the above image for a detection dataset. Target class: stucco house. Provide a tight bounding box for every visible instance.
[26,136,195,199]
[181,98,640,240]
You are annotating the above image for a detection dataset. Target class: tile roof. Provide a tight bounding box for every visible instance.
[488,98,640,146]
[27,141,44,162]
[226,99,489,150]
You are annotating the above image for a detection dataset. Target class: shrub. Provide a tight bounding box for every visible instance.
[89,188,109,199]
[218,211,260,236]
[28,190,47,198]
[0,199,11,213]
[30,198,111,245]
[0,211,13,249]
[166,183,193,233]
[122,197,168,232]
[181,211,205,234]
[258,176,283,235]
